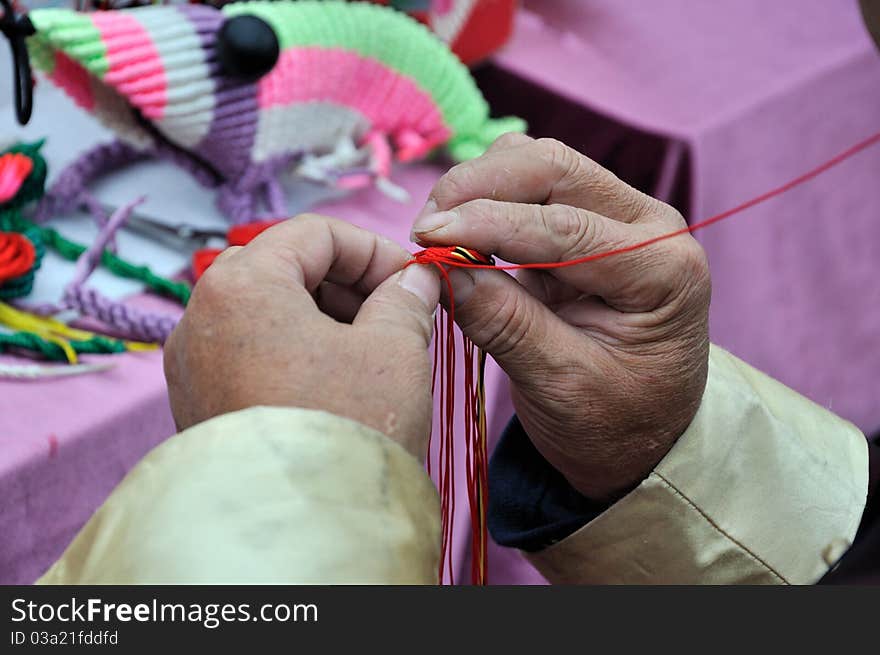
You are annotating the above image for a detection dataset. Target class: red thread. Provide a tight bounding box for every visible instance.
[0,231,36,284]
[409,127,880,586]
[412,129,880,272]
[419,258,490,585]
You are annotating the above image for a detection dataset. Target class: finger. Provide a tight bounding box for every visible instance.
[315,281,365,324]
[516,269,581,307]
[442,266,601,385]
[355,263,441,348]
[412,198,682,311]
[239,215,411,302]
[211,245,244,264]
[483,132,534,155]
[419,137,658,224]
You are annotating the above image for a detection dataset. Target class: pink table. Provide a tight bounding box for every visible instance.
[4,0,880,585]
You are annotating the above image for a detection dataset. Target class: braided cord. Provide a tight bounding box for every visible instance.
[4,214,191,305]
[0,330,126,361]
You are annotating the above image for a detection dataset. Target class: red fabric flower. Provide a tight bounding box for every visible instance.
[0,152,34,205]
[0,231,36,284]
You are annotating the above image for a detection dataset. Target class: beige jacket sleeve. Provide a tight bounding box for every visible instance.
[37,407,440,584]
[527,345,869,584]
[39,346,868,586]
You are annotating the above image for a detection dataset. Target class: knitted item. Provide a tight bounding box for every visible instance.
[25,1,526,222]
[375,0,517,65]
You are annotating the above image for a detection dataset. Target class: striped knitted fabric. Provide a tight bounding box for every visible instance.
[374,1,517,65]
[26,1,525,187]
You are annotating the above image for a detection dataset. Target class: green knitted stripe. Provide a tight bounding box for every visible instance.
[222,1,489,137]
[27,9,109,77]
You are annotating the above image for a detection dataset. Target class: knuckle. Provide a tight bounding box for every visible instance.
[433,161,479,205]
[660,236,712,310]
[476,288,533,361]
[491,132,526,150]
[681,240,712,301]
[677,238,711,287]
[540,204,599,259]
[535,138,582,179]
[462,198,506,232]
[663,204,688,229]
[192,258,249,306]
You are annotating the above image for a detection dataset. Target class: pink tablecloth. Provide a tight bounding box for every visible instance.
[3,0,879,586]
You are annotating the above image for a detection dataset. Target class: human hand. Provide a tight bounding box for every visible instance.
[411,135,711,501]
[164,215,441,459]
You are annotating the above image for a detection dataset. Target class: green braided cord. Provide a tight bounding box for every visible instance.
[0,272,37,299]
[1,213,191,306]
[37,222,192,305]
[0,331,126,362]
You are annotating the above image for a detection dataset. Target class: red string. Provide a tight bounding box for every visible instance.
[420,260,490,585]
[408,127,880,587]
[412,129,880,272]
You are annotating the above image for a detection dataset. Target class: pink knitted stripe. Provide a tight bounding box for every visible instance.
[258,48,450,159]
[92,11,167,120]
[49,52,95,111]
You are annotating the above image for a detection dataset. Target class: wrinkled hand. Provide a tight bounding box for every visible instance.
[412,135,711,502]
[164,215,441,459]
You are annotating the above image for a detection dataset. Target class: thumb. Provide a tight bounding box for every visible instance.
[445,267,583,382]
[355,264,441,347]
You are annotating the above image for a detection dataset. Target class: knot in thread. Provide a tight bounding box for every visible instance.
[409,246,496,269]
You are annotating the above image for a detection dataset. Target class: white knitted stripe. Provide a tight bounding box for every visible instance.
[253,102,369,163]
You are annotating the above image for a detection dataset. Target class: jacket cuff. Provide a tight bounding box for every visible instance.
[506,345,868,584]
[38,407,440,584]
[488,415,608,552]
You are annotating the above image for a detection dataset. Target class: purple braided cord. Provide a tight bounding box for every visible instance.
[35,138,222,223]
[59,199,181,343]
[63,285,178,343]
[34,141,150,222]
[217,154,298,224]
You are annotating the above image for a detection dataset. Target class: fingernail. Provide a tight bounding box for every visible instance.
[446,268,476,306]
[399,265,440,310]
[417,198,438,220]
[411,210,457,241]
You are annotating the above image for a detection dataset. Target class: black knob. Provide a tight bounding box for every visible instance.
[216,15,279,83]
